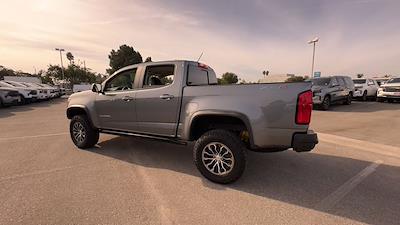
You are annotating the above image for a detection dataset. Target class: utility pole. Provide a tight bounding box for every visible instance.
[308,38,319,78]
[55,48,65,86]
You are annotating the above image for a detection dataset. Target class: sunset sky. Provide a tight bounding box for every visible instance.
[0,0,399,81]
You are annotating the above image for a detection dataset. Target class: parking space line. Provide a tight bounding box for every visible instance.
[318,132,400,159]
[315,160,382,211]
[0,132,68,141]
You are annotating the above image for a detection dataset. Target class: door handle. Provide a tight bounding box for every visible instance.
[122,96,134,102]
[160,94,174,100]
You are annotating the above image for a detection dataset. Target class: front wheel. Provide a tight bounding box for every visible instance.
[193,129,246,184]
[362,91,367,101]
[70,115,99,149]
[344,93,352,105]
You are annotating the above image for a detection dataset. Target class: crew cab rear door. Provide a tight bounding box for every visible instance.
[134,63,182,137]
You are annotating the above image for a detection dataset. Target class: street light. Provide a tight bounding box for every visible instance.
[308,37,319,78]
[55,48,65,85]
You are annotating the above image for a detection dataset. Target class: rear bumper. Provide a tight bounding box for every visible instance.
[292,130,318,152]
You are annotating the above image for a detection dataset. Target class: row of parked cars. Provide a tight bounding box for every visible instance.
[311,76,400,110]
[0,80,64,107]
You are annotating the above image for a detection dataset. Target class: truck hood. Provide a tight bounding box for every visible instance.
[381,83,400,87]
[0,87,18,91]
[70,90,92,98]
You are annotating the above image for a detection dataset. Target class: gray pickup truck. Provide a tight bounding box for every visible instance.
[67,60,318,183]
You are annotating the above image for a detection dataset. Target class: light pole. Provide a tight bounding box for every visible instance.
[308,37,319,78]
[55,48,65,86]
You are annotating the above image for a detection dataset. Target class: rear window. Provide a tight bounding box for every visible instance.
[353,79,366,84]
[187,65,209,86]
[311,78,330,86]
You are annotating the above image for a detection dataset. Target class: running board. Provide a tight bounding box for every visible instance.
[100,129,187,145]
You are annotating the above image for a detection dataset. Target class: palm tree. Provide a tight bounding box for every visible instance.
[66,52,74,65]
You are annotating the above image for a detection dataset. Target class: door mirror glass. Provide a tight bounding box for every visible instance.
[92,83,102,93]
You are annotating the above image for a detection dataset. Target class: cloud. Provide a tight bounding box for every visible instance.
[0,0,399,78]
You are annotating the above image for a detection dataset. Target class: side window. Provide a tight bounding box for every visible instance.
[368,79,374,85]
[143,65,175,88]
[337,77,345,87]
[187,65,209,85]
[331,78,338,86]
[104,69,137,92]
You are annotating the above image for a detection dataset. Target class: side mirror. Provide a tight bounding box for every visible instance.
[92,83,102,93]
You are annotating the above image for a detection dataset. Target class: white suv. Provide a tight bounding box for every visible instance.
[377,77,400,103]
[352,78,379,101]
[0,81,38,104]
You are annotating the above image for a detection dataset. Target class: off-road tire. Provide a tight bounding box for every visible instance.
[194,129,246,184]
[70,115,99,149]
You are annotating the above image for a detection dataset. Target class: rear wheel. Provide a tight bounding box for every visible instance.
[70,115,99,149]
[321,96,330,110]
[194,129,246,184]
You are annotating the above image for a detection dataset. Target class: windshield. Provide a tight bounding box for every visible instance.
[353,79,366,84]
[387,78,400,83]
[311,78,330,86]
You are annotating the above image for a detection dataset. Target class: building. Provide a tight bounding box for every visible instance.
[258,74,295,83]
[3,76,41,84]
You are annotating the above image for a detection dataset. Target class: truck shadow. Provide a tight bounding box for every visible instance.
[89,136,400,225]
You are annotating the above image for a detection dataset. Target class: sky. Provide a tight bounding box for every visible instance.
[0,0,399,81]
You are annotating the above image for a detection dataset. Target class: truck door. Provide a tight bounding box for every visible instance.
[95,68,138,131]
[134,64,181,137]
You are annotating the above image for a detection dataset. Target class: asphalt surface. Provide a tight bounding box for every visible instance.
[0,99,399,225]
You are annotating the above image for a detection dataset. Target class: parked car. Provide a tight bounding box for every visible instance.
[311,76,354,110]
[67,60,318,184]
[352,78,379,101]
[0,80,38,104]
[377,77,400,103]
[40,84,59,98]
[20,82,49,100]
[0,85,21,107]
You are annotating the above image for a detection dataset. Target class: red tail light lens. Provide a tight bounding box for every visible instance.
[198,63,209,69]
[296,90,313,125]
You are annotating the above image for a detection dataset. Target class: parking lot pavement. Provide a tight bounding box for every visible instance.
[311,101,400,147]
[0,100,399,224]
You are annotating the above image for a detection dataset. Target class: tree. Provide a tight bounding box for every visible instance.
[285,76,306,83]
[218,72,239,85]
[106,44,143,75]
[66,52,74,65]
[357,74,364,78]
[39,70,54,85]
[145,57,152,62]
[46,64,97,86]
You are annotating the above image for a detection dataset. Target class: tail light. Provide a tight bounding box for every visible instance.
[198,63,209,69]
[296,90,313,125]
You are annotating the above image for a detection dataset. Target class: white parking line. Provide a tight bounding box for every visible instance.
[315,160,382,211]
[0,132,68,141]
[318,132,400,159]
